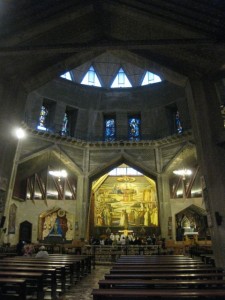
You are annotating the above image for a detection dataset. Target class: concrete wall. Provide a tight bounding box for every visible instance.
[25,79,190,141]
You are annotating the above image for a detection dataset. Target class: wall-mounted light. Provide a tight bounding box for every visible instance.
[14,127,26,139]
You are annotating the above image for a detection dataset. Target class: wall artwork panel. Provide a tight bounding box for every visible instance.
[94,175,158,228]
[38,207,74,241]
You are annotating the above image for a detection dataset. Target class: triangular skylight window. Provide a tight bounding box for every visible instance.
[60,71,72,81]
[141,71,161,85]
[111,68,132,88]
[81,66,101,87]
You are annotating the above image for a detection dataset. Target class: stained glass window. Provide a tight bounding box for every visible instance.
[175,111,183,134]
[104,117,116,141]
[128,116,141,141]
[61,112,68,136]
[37,105,48,131]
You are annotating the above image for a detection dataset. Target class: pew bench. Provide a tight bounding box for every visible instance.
[0,271,44,300]
[0,261,68,293]
[92,288,225,299]
[105,272,224,280]
[98,278,225,289]
[49,254,92,275]
[0,278,27,300]
[114,261,205,265]
[109,267,224,274]
[0,265,57,299]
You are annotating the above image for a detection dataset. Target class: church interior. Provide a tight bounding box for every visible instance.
[0,1,225,298]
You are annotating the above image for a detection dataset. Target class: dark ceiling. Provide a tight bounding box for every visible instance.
[0,0,225,91]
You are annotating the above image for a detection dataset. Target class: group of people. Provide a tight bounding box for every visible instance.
[91,233,159,246]
[16,240,49,258]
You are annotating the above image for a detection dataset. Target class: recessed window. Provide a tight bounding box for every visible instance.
[175,111,183,134]
[111,68,132,88]
[61,112,69,136]
[128,115,141,141]
[60,71,72,81]
[141,71,161,85]
[81,66,101,87]
[61,107,77,137]
[37,105,48,131]
[37,100,56,132]
[109,164,142,176]
[104,116,116,141]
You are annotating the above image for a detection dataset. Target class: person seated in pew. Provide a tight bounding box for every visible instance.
[35,245,49,258]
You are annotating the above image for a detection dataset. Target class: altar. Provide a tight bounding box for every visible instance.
[183,231,198,244]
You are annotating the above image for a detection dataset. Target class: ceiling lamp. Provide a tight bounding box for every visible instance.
[48,145,68,181]
[49,169,68,179]
[173,169,192,180]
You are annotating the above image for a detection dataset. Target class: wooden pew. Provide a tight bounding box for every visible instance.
[112,263,213,269]
[0,278,27,300]
[105,272,224,280]
[6,255,83,281]
[49,254,92,275]
[109,267,223,274]
[0,265,57,299]
[0,271,44,300]
[117,256,202,262]
[98,278,225,289]
[114,260,205,265]
[0,261,67,293]
[92,288,225,299]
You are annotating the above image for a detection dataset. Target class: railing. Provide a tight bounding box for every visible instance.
[78,245,163,265]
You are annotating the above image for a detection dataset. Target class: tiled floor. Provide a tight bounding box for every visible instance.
[58,266,111,300]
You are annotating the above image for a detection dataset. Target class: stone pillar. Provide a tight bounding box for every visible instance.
[155,148,172,240]
[0,82,28,241]
[157,173,172,239]
[25,91,43,129]
[75,174,84,239]
[54,102,66,134]
[116,112,128,140]
[75,147,90,240]
[186,77,225,267]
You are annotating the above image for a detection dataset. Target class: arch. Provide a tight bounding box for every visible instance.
[88,156,159,239]
[19,221,32,243]
[175,204,208,241]
[89,153,157,183]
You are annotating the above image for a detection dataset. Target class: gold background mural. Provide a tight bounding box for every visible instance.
[94,175,158,228]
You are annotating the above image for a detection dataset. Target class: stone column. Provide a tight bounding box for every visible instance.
[186,77,225,267]
[75,147,90,240]
[75,174,84,239]
[0,81,28,241]
[155,148,172,240]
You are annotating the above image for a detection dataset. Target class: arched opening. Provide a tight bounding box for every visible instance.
[88,163,160,243]
[175,205,209,244]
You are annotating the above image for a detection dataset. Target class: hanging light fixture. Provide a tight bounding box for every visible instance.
[48,145,68,181]
[173,168,192,180]
[173,148,192,180]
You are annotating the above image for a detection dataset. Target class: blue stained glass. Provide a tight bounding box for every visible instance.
[61,113,68,136]
[128,117,141,141]
[105,118,116,141]
[176,111,183,134]
[37,105,48,131]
